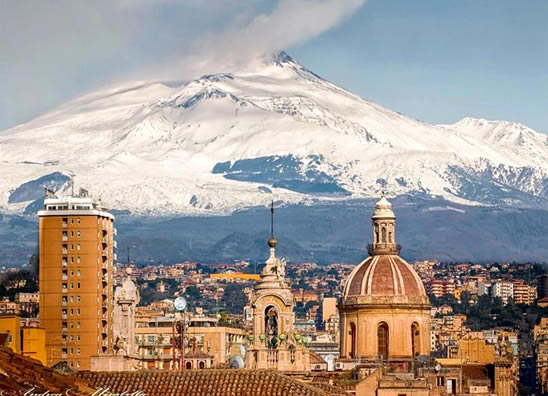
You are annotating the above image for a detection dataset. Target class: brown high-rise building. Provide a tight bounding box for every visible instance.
[39,192,116,370]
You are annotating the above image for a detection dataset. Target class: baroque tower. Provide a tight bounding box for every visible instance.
[246,202,310,371]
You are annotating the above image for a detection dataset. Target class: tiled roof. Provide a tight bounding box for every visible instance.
[76,370,339,396]
[0,347,93,394]
[309,352,327,364]
[344,255,426,297]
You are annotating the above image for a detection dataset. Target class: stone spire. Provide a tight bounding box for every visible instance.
[369,193,400,256]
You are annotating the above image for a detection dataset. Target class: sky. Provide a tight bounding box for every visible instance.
[0,0,546,133]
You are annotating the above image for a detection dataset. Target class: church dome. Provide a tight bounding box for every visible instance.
[342,194,427,300]
[343,255,426,298]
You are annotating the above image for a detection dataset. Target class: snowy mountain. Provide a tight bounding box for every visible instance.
[1,51,547,216]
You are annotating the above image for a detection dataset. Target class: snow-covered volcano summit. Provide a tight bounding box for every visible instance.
[1,52,547,215]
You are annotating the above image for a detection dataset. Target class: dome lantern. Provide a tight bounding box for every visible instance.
[369,193,400,256]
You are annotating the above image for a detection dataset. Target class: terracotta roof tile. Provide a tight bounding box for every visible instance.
[76,370,337,396]
[0,347,93,394]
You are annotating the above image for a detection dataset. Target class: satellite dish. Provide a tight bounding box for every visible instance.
[229,355,245,369]
[239,344,246,358]
[174,296,187,311]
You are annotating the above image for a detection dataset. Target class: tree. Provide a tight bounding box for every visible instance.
[184,286,201,301]
[221,283,248,314]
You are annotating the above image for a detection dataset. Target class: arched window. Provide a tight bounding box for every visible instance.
[265,306,279,349]
[349,322,357,359]
[411,322,420,357]
[388,231,392,243]
[377,323,389,359]
[375,224,379,243]
[199,361,205,369]
[381,227,387,243]
[185,361,192,370]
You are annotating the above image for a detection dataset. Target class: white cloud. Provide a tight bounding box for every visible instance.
[0,0,365,129]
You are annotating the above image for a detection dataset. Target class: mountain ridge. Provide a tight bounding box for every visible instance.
[1,51,547,217]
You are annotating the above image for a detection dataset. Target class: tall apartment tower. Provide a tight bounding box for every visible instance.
[39,190,116,370]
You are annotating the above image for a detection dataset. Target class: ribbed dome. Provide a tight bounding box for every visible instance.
[343,255,426,298]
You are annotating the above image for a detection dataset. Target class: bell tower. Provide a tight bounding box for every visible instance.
[369,193,400,256]
[245,202,310,371]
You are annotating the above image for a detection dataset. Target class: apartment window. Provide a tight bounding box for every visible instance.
[76,361,80,368]
[77,270,80,277]
[70,257,74,263]
[70,309,74,315]
[70,270,74,276]
[70,335,74,341]
[77,231,81,238]
[77,348,80,355]
[70,362,73,368]
[77,218,81,224]
[77,244,80,250]
[70,322,74,328]
[70,296,74,302]
[70,348,74,354]
[70,244,74,250]
[77,257,81,264]
[77,282,81,289]
[77,335,80,341]
[77,322,80,329]
[77,296,81,302]
[70,231,74,237]
[70,282,74,289]
[77,308,80,315]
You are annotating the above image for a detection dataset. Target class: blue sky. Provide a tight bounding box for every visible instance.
[290,0,548,132]
[1,0,546,133]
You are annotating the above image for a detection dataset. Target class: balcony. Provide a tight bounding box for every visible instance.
[62,248,68,254]
[62,301,68,307]
[62,235,68,242]
[102,236,108,244]
[62,274,68,280]
[61,352,68,359]
[62,222,68,228]
[102,262,108,270]
[62,288,68,294]
[62,313,67,319]
[62,328,68,335]
[62,261,68,267]
[102,250,108,258]
[367,243,402,256]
